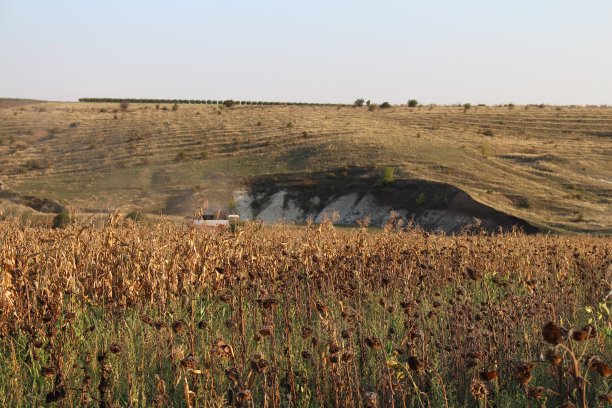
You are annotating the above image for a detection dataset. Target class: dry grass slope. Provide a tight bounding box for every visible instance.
[0,102,610,233]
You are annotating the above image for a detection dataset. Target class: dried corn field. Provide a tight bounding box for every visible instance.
[0,217,611,407]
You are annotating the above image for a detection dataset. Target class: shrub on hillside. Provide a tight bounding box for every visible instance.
[52,212,70,229]
[126,211,147,223]
[481,142,491,158]
[516,196,530,209]
[407,99,418,107]
[25,159,48,171]
[354,98,365,107]
[416,192,426,205]
[381,167,395,185]
[380,102,392,109]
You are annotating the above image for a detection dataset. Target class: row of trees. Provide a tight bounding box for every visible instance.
[80,97,423,108]
[78,98,349,107]
[354,98,419,107]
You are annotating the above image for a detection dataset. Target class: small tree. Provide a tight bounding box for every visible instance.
[407,99,418,107]
[354,98,365,107]
[380,102,392,109]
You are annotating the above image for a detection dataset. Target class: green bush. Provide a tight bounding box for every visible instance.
[407,99,418,107]
[381,167,395,185]
[416,192,426,205]
[354,98,365,107]
[223,100,235,108]
[126,211,147,223]
[380,102,392,109]
[52,212,70,229]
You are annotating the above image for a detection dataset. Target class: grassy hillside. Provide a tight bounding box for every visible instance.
[0,102,610,233]
[0,98,48,109]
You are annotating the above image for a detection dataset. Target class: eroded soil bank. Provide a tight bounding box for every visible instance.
[236,169,539,233]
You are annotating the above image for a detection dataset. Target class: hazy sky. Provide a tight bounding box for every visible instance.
[1,0,611,104]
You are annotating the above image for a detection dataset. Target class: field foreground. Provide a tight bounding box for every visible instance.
[0,218,611,407]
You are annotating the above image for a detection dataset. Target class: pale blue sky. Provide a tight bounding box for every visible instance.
[1,0,611,104]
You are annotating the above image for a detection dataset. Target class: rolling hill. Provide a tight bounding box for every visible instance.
[0,101,610,233]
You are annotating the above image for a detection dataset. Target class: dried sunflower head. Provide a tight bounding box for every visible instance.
[365,336,382,350]
[542,322,567,345]
[470,378,489,400]
[362,391,378,408]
